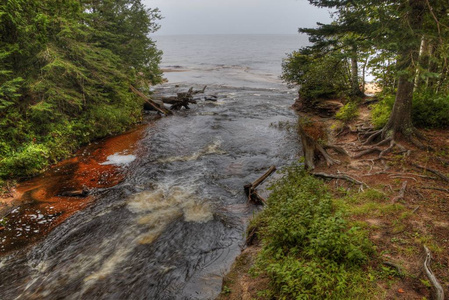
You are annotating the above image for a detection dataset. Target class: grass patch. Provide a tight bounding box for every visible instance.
[250,164,379,299]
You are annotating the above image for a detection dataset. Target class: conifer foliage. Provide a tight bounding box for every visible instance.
[0,0,162,178]
[284,0,449,142]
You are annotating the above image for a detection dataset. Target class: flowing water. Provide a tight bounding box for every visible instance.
[0,34,304,299]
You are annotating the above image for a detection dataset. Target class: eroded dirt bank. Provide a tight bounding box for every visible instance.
[0,124,150,253]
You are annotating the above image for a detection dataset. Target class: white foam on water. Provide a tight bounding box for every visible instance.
[78,186,213,287]
[100,154,136,166]
[158,140,225,163]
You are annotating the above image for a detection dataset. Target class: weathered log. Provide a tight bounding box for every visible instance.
[192,85,207,94]
[130,85,172,116]
[244,166,276,205]
[156,87,198,110]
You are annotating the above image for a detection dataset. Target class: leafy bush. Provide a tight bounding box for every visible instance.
[251,164,374,299]
[371,92,449,129]
[371,95,395,129]
[0,144,50,178]
[412,92,449,128]
[336,101,359,123]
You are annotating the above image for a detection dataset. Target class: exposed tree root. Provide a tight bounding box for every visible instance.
[419,186,449,193]
[412,164,449,182]
[423,246,445,300]
[362,130,382,145]
[382,261,404,277]
[353,139,408,160]
[323,144,349,156]
[320,145,341,167]
[298,119,342,170]
[392,181,407,203]
[353,148,382,159]
[312,172,369,190]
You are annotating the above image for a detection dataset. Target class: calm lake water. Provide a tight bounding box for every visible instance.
[155,34,309,88]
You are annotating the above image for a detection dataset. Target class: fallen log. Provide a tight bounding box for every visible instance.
[244,166,277,205]
[154,87,199,110]
[130,85,172,116]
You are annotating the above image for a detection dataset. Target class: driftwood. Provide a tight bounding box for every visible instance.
[156,86,206,110]
[130,85,172,116]
[192,85,207,94]
[423,246,445,300]
[244,166,277,205]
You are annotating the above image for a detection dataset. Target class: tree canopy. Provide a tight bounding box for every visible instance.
[283,0,449,143]
[0,0,162,179]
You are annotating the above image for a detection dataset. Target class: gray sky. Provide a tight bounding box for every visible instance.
[143,0,331,35]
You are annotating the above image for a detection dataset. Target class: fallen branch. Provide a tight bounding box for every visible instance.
[412,163,449,183]
[130,85,172,115]
[244,166,277,205]
[392,181,407,203]
[423,246,445,300]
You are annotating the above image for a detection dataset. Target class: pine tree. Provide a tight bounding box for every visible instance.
[0,0,162,178]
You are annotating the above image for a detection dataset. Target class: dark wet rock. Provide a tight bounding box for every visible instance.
[59,189,89,198]
[205,95,218,101]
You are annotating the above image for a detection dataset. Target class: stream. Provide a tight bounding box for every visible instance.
[0,35,303,299]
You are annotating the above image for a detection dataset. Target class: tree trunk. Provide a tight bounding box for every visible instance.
[382,74,414,138]
[350,45,364,97]
[381,0,425,140]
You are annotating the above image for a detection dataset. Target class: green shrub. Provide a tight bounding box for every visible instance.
[251,164,374,299]
[412,92,449,128]
[371,95,395,129]
[336,101,359,123]
[371,92,449,129]
[0,143,50,178]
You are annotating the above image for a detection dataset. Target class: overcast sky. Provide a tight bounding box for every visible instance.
[143,0,331,35]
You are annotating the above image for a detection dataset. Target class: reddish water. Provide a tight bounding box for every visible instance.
[0,125,148,254]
